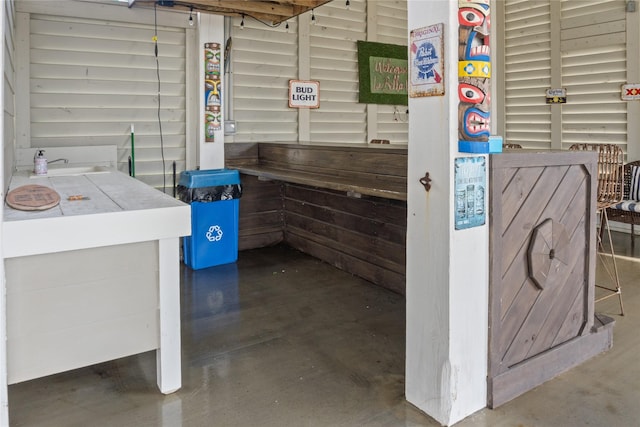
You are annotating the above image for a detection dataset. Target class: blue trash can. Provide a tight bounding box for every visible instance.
[177,169,242,270]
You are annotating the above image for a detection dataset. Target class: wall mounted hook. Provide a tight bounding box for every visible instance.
[419,172,432,192]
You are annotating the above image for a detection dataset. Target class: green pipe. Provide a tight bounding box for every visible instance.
[130,124,135,178]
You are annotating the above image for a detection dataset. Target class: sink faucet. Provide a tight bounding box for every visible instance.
[49,158,69,164]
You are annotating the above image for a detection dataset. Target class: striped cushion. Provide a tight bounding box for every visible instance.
[631,165,640,201]
[611,200,640,213]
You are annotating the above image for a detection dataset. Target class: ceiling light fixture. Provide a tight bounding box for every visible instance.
[188,6,194,26]
[311,9,316,24]
[240,13,245,29]
[346,0,350,9]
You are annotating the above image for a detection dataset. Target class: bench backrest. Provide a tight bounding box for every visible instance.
[226,142,407,184]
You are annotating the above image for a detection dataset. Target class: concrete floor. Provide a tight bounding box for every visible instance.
[8,233,640,426]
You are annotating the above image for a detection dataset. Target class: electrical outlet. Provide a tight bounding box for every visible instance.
[627,0,636,12]
[224,120,236,135]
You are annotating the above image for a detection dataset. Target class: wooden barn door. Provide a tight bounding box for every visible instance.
[487,150,613,407]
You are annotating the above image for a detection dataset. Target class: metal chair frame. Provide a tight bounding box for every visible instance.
[569,143,624,315]
[502,143,523,149]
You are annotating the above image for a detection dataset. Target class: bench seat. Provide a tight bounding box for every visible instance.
[225,142,408,294]
[236,165,407,201]
[606,159,640,244]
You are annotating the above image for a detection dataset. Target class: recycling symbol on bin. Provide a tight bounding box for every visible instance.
[205,225,223,242]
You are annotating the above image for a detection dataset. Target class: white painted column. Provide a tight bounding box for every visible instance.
[198,14,226,170]
[405,1,489,425]
[157,237,182,394]
[0,0,7,424]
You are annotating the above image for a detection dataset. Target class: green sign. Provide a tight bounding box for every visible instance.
[357,40,408,105]
[369,57,408,95]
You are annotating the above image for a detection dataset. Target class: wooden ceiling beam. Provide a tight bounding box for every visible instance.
[190,1,296,16]
[129,0,333,26]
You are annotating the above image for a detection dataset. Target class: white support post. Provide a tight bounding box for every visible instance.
[0,2,8,424]
[405,1,489,425]
[157,237,182,394]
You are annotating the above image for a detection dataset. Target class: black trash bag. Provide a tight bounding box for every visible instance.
[177,183,242,203]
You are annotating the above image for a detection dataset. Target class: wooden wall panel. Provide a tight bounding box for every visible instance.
[259,144,408,181]
[488,150,613,408]
[283,183,406,294]
[237,174,283,250]
[6,242,159,384]
[225,143,259,167]
[226,142,407,294]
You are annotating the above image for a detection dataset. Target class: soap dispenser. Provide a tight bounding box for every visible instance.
[34,149,47,176]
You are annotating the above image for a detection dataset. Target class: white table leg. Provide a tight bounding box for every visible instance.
[157,237,181,394]
[0,271,8,425]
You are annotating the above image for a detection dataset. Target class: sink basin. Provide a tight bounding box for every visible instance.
[30,165,110,178]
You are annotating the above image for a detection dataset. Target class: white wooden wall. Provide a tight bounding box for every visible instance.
[7,0,639,168]
[229,10,299,142]
[560,0,627,150]
[308,1,368,143]
[14,0,195,191]
[229,0,409,145]
[3,1,15,189]
[370,0,410,144]
[498,0,631,152]
[0,1,13,425]
[5,242,159,385]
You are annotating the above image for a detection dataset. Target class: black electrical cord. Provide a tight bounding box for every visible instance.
[169,1,283,29]
[240,13,283,29]
[154,3,167,194]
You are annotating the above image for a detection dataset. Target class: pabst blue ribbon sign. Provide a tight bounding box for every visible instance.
[409,23,444,97]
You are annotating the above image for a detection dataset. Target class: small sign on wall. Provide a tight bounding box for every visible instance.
[622,83,640,100]
[204,42,222,142]
[409,23,445,97]
[356,40,408,105]
[545,88,566,104]
[454,156,486,230]
[289,80,320,108]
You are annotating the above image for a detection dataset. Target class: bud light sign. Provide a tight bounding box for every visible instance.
[289,80,320,108]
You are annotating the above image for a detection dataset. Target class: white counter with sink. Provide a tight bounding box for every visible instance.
[28,164,110,178]
[2,168,191,394]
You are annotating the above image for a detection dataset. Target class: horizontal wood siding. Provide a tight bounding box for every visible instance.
[283,184,406,294]
[373,0,409,145]
[6,241,159,384]
[231,17,298,143]
[4,0,16,188]
[226,144,284,250]
[560,0,627,150]
[258,144,407,182]
[224,142,259,167]
[309,1,366,144]
[228,0,408,145]
[226,142,407,294]
[238,174,284,250]
[25,12,187,189]
[502,0,628,150]
[503,0,552,149]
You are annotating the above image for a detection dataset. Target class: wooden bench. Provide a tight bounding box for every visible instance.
[226,143,407,200]
[225,142,408,294]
